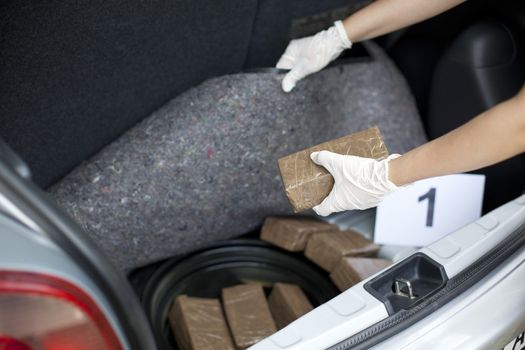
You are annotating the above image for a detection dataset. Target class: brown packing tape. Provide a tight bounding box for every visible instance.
[268,283,313,329]
[304,230,380,272]
[278,126,389,213]
[260,217,337,252]
[169,295,235,350]
[222,284,277,349]
[330,257,392,292]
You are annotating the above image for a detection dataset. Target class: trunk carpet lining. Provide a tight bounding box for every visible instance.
[50,42,427,271]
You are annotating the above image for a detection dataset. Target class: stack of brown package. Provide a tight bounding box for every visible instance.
[170,283,313,350]
[260,217,392,292]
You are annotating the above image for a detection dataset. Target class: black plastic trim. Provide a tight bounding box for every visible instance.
[364,252,448,315]
[0,146,157,349]
[329,221,525,350]
[243,67,289,74]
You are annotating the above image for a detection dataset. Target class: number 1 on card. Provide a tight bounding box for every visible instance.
[418,188,436,227]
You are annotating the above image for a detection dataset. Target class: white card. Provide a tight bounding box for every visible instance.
[374,174,485,247]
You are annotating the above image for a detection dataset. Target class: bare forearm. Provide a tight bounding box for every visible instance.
[343,0,466,43]
[389,89,525,186]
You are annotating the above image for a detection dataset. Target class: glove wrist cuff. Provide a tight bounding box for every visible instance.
[383,154,403,190]
[334,21,353,49]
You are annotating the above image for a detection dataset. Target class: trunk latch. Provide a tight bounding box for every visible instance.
[394,278,417,299]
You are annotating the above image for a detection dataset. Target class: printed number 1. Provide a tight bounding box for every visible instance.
[418,188,436,227]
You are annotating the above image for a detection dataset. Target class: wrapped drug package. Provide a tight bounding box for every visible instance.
[268,283,313,329]
[278,126,389,212]
[222,284,277,349]
[304,230,380,271]
[330,257,392,291]
[260,217,337,252]
[169,295,235,350]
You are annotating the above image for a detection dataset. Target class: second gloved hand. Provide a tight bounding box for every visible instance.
[310,151,402,216]
[276,21,352,92]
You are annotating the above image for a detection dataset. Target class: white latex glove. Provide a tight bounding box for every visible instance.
[310,151,403,216]
[276,21,352,92]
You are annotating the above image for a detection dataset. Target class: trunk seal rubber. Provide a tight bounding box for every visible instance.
[329,221,525,350]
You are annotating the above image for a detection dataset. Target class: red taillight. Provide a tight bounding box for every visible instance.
[0,271,123,350]
[0,336,32,350]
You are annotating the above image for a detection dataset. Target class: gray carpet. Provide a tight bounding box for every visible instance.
[49,42,427,271]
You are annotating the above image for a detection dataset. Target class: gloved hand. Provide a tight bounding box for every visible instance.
[276,21,352,92]
[310,151,403,216]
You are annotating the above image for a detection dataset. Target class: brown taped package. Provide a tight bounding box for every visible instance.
[268,283,313,329]
[330,257,392,291]
[169,295,235,350]
[304,230,380,271]
[222,284,277,349]
[260,217,337,252]
[278,126,389,213]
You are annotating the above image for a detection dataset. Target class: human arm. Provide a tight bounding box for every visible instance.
[388,86,525,186]
[277,0,467,92]
[311,86,525,216]
[342,0,466,43]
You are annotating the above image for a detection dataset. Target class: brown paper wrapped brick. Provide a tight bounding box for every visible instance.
[169,295,235,350]
[278,126,389,213]
[260,217,337,252]
[330,257,392,291]
[222,284,277,349]
[268,283,313,329]
[304,230,380,271]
